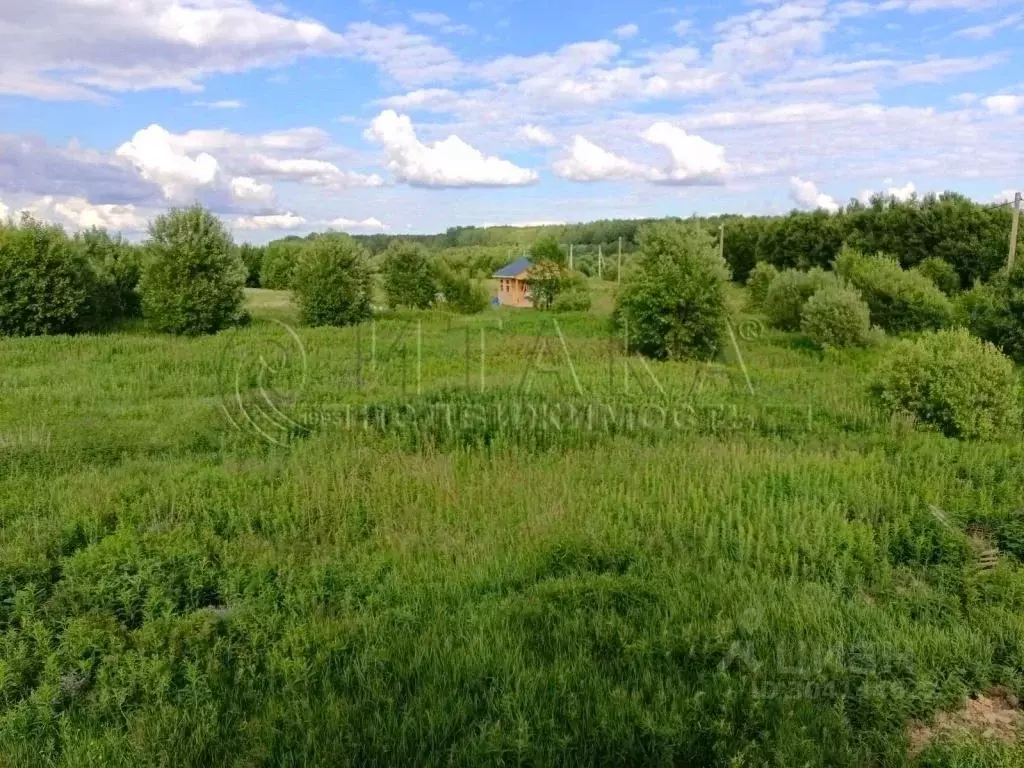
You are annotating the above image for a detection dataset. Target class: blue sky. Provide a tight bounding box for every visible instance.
[0,0,1021,242]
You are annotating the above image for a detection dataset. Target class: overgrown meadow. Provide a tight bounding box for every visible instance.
[3,282,1024,766]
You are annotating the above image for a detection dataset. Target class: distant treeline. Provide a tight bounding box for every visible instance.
[271,192,1020,285]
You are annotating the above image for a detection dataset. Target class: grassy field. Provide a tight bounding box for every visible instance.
[2,286,1024,766]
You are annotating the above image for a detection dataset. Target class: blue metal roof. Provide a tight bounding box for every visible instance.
[493,257,533,278]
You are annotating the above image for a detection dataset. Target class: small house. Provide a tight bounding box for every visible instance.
[493,257,534,308]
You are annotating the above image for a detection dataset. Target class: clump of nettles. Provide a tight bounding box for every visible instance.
[745,262,779,309]
[871,328,1020,440]
[763,267,842,331]
[800,285,872,348]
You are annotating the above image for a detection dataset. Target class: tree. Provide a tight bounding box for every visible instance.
[139,205,246,335]
[0,216,94,336]
[238,243,266,288]
[382,241,437,309]
[292,235,373,327]
[76,227,143,325]
[613,222,731,360]
[436,265,488,314]
[525,260,570,310]
[261,240,303,289]
[530,236,565,266]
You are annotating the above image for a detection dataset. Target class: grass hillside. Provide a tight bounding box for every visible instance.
[2,288,1024,766]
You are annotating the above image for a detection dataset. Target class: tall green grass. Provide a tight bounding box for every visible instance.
[2,290,1023,766]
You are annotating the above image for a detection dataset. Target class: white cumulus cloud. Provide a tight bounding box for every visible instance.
[23,195,148,231]
[233,212,307,230]
[642,122,729,184]
[517,125,557,147]
[248,156,383,188]
[230,176,275,204]
[326,217,388,232]
[116,124,220,200]
[614,24,640,39]
[553,136,650,182]
[983,94,1024,115]
[365,110,539,187]
[789,177,840,213]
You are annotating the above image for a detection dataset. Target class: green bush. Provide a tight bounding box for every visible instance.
[0,217,95,337]
[139,205,246,336]
[800,285,872,348]
[530,236,566,266]
[613,222,730,360]
[913,257,960,296]
[746,262,779,308]
[835,248,952,334]
[261,240,303,289]
[292,235,373,327]
[551,276,592,312]
[76,228,143,325]
[959,266,1024,363]
[871,328,1020,439]
[763,268,841,331]
[525,260,571,310]
[238,244,265,288]
[437,266,489,314]
[382,241,438,309]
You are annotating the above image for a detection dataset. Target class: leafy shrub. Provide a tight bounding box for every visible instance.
[551,276,592,312]
[722,217,765,282]
[238,244,265,288]
[437,266,488,314]
[746,262,779,308]
[756,210,845,270]
[959,266,1024,363]
[76,228,143,325]
[292,235,373,327]
[835,248,952,334]
[913,257,960,295]
[382,241,437,309]
[871,328,1020,439]
[0,217,94,336]
[800,285,872,348]
[763,267,841,331]
[261,240,303,289]
[139,205,246,335]
[613,222,730,360]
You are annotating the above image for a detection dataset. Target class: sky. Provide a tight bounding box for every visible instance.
[0,0,1022,243]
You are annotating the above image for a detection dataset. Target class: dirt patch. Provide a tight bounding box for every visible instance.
[909,687,1021,755]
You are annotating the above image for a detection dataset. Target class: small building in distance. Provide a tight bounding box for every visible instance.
[493,257,534,308]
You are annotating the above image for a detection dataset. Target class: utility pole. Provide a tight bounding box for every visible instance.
[569,243,574,271]
[598,244,604,280]
[719,224,725,264]
[617,237,622,284]
[1009,192,1022,272]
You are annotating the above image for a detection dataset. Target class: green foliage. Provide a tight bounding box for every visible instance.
[382,241,438,309]
[261,240,303,289]
[959,266,1024,363]
[0,217,94,336]
[551,276,592,312]
[292,235,373,327]
[871,328,1020,439]
[76,227,143,325]
[613,221,730,360]
[529,236,565,266]
[525,260,570,310]
[746,262,779,308]
[845,192,1014,284]
[139,206,246,336]
[756,210,845,270]
[237,244,266,288]
[914,257,961,296]
[763,267,842,331]
[800,285,872,348]
[722,217,764,282]
[436,265,488,314]
[835,248,953,334]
